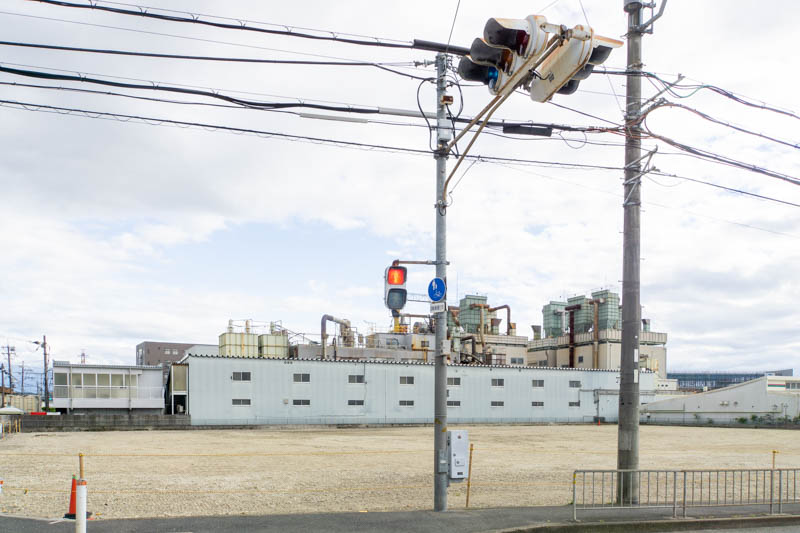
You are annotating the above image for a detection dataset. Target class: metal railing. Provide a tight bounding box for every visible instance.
[573,468,800,520]
[53,385,163,400]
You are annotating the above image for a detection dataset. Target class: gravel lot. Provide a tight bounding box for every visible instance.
[0,425,797,519]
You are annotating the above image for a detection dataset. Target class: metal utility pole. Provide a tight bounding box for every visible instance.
[21,362,25,394]
[1,363,5,407]
[433,52,450,512]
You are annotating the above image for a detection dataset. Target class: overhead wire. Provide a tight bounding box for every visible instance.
[28,0,415,50]
[0,97,627,172]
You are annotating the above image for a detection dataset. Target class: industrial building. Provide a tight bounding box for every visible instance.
[642,375,800,424]
[136,341,214,382]
[528,290,668,377]
[52,361,164,414]
[166,354,658,425]
[667,369,794,391]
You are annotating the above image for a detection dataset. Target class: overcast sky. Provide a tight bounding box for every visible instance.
[1,0,798,384]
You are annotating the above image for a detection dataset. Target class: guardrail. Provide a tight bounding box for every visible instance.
[573,468,800,520]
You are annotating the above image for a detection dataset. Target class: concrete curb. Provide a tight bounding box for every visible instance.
[496,513,800,532]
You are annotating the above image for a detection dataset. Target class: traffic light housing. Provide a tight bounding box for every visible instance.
[458,15,549,95]
[528,26,622,103]
[384,266,408,311]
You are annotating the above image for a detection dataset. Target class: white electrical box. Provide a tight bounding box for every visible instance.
[446,430,469,479]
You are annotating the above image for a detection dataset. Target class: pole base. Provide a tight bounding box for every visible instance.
[64,512,92,519]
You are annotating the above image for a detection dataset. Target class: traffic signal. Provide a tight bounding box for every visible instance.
[457,15,549,95]
[384,266,408,311]
[528,25,622,103]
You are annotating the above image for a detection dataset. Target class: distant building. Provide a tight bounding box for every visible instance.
[52,361,164,414]
[667,369,793,392]
[136,341,214,381]
[642,375,800,424]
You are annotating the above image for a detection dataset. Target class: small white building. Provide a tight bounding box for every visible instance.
[642,376,800,424]
[52,361,164,414]
[173,354,658,426]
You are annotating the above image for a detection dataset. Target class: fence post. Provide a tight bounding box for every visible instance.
[778,470,783,513]
[572,471,577,521]
[682,471,687,518]
[672,471,677,518]
[769,469,774,514]
[465,443,474,509]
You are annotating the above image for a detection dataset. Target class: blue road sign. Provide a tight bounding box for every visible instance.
[428,278,446,302]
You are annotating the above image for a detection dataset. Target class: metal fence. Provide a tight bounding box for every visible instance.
[573,468,800,520]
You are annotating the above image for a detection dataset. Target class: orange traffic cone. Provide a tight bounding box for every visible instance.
[64,475,77,519]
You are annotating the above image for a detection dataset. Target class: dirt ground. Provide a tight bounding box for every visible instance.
[0,425,797,519]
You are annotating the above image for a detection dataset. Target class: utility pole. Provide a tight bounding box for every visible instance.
[42,335,49,410]
[3,345,14,391]
[433,52,450,512]
[1,363,5,407]
[21,362,25,394]
[619,0,663,504]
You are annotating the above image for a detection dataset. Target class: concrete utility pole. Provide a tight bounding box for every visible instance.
[1,363,5,407]
[619,0,658,503]
[3,345,14,391]
[42,335,49,410]
[433,52,450,512]
[21,362,25,394]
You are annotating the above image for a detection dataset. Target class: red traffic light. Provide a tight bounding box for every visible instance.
[386,266,406,285]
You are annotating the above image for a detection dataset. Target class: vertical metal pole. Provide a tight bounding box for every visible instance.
[618,0,643,505]
[572,472,578,521]
[1,363,5,408]
[5,345,12,392]
[465,443,474,508]
[43,335,50,411]
[433,52,450,512]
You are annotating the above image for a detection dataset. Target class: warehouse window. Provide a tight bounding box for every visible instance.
[532,401,544,407]
[491,401,504,407]
[578,356,584,363]
[447,400,461,407]
[532,379,544,388]
[292,399,311,406]
[569,380,581,388]
[347,399,364,406]
[491,378,504,387]
[233,371,251,382]
[510,357,524,365]
[420,340,430,348]
[569,401,580,407]
[348,374,365,384]
[400,376,414,385]
[399,400,414,406]
[293,373,310,383]
[447,377,461,386]
[232,399,251,406]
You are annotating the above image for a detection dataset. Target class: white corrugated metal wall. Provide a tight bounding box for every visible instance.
[186,355,656,425]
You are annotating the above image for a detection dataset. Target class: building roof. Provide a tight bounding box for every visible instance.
[183,352,652,373]
[53,361,162,370]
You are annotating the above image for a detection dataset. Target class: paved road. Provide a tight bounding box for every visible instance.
[2,505,800,532]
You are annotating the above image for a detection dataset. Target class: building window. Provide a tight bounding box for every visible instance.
[491,378,504,387]
[786,382,800,390]
[348,399,365,406]
[578,356,584,363]
[54,373,68,386]
[399,400,414,406]
[510,357,524,365]
[569,380,581,388]
[447,377,461,386]
[233,371,251,381]
[532,401,544,407]
[292,399,311,406]
[400,376,414,385]
[232,399,251,406]
[420,340,430,348]
[348,374,365,384]
[447,400,461,407]
[491,401,504,407]
[569,401,580,407]
[532,379,544,388]
[293,373,310,383]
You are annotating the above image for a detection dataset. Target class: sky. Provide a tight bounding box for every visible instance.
[1,0,799,387]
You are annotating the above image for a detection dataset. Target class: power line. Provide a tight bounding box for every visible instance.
[0,39,422,68]
[0,97,627,172]
[29,0,415,50]
[649,171,800,209]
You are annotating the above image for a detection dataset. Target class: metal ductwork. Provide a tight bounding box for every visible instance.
[320,314,351,359]
[489,304,514,335]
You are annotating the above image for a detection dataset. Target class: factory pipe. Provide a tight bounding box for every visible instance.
[320,315,350,359]
[470,304,489,356]
[489,305,513,335]
[565,304,581,368]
